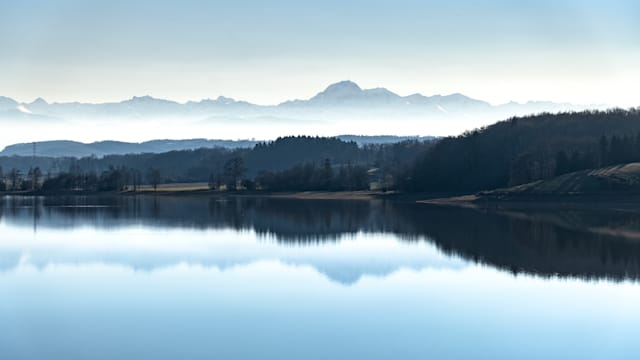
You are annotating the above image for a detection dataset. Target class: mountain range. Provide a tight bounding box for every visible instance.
[0,81,607,150]
[0,80,600,123]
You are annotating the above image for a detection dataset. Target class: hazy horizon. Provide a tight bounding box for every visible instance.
[0,79,611,108]
[1,0,638,148]
[0,78,603,149]
[2,0,639,108]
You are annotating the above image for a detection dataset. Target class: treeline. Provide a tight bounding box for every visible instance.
[246,136,368,172]
[402,109,640,192]
[0,166,43,191]
[550,133,640,177]
[8,110,640,195]
[40,166,152,192]
[0,136,433,193]
[257,160,369,191]
[0,165,157,193]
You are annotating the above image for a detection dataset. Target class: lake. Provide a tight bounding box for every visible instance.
[1,195,640,359]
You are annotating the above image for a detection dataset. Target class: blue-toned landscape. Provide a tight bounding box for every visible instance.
[2,1,640,359]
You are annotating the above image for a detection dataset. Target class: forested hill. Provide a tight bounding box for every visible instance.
[402,109,640,193]
[0,139,258,158]
[0,136,432,188]
[7,110,640,195]
[0,136,432,158]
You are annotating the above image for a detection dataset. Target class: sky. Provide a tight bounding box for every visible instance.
[1,0,639,106]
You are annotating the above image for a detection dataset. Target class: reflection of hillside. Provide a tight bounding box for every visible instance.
[495,208,640,241]
[392,205,640,281]
[2,195,640,281]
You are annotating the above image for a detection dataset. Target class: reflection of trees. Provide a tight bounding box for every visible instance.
[2,195,640,281]
[392,205,640,282]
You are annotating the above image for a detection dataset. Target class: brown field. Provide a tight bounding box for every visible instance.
[420,162,640,210]
[131,182,210,192]
[123,183,383,200]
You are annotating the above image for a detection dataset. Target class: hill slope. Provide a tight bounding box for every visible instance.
[403,109,640,193]
[484,163,640,196]
[0,139,259,158]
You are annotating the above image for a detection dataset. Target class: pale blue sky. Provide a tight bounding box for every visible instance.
[1,0,639,105]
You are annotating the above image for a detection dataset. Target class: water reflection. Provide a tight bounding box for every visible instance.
[3,195,640,360]
[2,195,640,281]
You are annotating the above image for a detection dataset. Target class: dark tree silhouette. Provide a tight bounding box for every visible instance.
[9,168,20,190]
[147,168,161,191]
[29,167,42,190]
[402,109,640,192]
[223,157,245,190]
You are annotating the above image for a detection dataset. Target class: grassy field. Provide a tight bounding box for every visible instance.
[123,183,384,200]
[483,163,640,196]
[131,182,210,192]
[418,162,640,209]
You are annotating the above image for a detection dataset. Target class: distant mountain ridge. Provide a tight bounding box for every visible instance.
[0,80,607,150]
[0,136,434,158]
[282,80,492,110]
[0,80,599,122]
[0,139,255,158]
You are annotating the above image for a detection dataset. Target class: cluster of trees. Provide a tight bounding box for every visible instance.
[402,109,640,192]
[256,159,369,191]
[42,167,131,192]
[206,157,370,192]
[246,136,368,172]
[0,136,433,193]
[26,166,163,193]
[0,166,43,191]
[509,132,640,185]
[27,157,370,194]
[207,157,248,191]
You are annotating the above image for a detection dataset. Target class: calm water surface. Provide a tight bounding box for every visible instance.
[1,195,640,359]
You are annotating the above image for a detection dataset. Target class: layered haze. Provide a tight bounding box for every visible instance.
[0,0,637,147]
[0,81,600,149]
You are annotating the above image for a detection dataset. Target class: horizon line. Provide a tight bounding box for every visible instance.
[0,80,604,108]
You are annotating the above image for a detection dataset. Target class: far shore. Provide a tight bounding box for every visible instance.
[1,180,458,202]
[130,189,388,201]
[8,183,640,210]
[420,193,640,212]
[1,185,456,202]
[1,187,392,201]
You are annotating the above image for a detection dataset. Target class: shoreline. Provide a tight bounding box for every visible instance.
[1,189,393,201]
[0,189,462,203]
[8,188,640,210]
[420,193,640,212]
